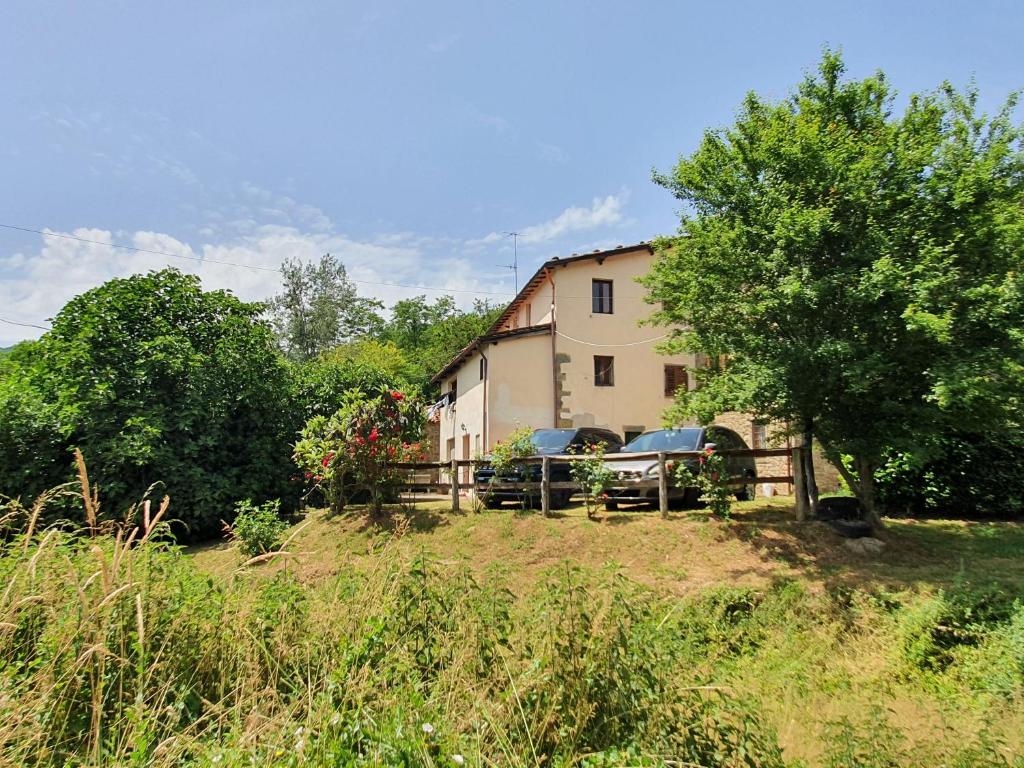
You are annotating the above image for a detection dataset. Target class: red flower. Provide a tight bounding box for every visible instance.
[704,446,715,455]
[390,390,405,401]
[304,471,313,479]
[322,451,335,467]
[369,427,379,443]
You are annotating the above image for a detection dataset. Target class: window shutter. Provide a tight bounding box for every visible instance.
[664,365,688,397]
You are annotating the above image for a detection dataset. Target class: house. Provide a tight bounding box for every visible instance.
[430,241,841,496]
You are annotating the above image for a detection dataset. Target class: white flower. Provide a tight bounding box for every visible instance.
[452,755,465,766]
[422,722,435,735]
[211,756,222,765]
[330,712,341,726]
[295,726,304,737]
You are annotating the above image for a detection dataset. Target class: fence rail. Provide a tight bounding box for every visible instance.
[391,446,804,518]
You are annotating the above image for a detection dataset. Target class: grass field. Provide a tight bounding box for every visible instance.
[3,494,1023,766]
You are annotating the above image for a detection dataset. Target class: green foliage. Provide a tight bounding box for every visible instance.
[0,269,295,538]
[0,488,1020,766]
[293,388,425,513]
[488,426,535,477]
[231,499,288,558]
[568,442,615,518]
[645,50,1024,522]
[876,430,1024,519]
[674,447,733,517]
[270,253,385,361]
[381,295,504,388]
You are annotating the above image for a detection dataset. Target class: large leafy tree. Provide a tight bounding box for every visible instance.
[645,52,1024,525]
[271,253,384,361]
[0,269,297,537]
[382,295,504,387]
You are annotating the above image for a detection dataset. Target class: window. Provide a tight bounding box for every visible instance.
[592,279,613,314]
[479,357,486,380]
[664,365,689,397]
[624,428,644,444]
[751,422,767,450]
[594,355,614,386]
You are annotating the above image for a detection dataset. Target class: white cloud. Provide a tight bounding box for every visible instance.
[470,193,627,247]
[0,226,515,346]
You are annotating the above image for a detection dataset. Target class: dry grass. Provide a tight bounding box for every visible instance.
[190,496,1024,597]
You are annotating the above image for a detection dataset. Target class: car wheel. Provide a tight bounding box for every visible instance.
[605,501,619,511]
[551,491,572,510]
[735,484,755,502]
[482,495,503,510]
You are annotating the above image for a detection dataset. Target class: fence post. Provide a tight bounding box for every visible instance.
[791,445,809,521]
[450,459,460,512]
[658,452,669,519]
[541,456,551,517]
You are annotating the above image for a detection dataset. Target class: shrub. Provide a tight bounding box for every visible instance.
[488,426,535,477]
[876,430,1024,519]
[569,442,615,518]
[674,445,733,517]
[231,499,288,557]
[293,388,425,514]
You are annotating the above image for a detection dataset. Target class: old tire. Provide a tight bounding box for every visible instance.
[605,501,619,511]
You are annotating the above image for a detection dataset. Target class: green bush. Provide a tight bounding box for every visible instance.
[0,270,298,539]
[876,431,1024,519]
[231,499,288,557]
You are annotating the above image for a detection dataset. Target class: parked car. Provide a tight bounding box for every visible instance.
[602,426,757,510]
[475,427,624,509]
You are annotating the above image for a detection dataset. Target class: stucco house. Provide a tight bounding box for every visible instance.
[430,242,809,493]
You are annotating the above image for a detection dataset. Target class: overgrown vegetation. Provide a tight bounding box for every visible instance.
[1,474,1022,766]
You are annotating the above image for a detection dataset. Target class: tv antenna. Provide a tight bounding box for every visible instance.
[497,231,519,293]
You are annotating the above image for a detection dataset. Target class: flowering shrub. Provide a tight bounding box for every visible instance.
[231,499,288,558]
[569,442,615,518]
[673,446,733,518]
[293,389,425,514]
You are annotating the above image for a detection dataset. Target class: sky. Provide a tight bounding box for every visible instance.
[2,0,1022,345]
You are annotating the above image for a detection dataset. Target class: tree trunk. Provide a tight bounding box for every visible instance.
[826,448,883,531]
[854,457,881,529]
[803,422,820,517]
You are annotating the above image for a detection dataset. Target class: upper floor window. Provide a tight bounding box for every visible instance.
[479,357,486,380]
[594,355,615,386]
[592,279,613,314]
[664,365,689,397]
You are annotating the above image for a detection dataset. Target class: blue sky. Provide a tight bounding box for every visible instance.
[2,0,1022,344]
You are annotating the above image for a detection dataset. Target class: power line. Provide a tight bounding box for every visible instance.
[555,330,670,347]
[0,316,51,331]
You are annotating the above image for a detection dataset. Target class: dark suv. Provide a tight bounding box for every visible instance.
[475,427,624,509]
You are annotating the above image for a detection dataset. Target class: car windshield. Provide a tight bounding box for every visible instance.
[530,429,576,453]
[620,428,702,453]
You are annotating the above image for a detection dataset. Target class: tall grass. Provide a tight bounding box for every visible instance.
[0,461,1021,766]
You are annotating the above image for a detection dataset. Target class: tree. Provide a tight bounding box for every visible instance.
[271,253,384,361]
[0,269,296,538]
[382,295,504,387]
[644,51,1024,527]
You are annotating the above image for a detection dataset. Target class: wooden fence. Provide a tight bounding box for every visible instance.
[390,447,807,519]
